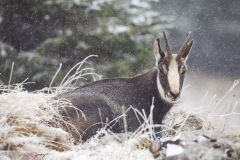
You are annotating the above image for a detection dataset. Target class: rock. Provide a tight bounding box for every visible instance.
[149,140,161,158]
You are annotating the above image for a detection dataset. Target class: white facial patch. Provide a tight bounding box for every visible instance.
[156,70,174,103]
[167,55,180,95]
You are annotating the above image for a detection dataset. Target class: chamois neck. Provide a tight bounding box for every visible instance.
[131,67,173,121]
[131,67,158,86]
[132,67,173,105]
[130,68,159,97]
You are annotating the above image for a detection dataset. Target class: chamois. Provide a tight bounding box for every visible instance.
[58,32,193,141]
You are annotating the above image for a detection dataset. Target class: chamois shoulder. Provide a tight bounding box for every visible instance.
[75,77,132,89]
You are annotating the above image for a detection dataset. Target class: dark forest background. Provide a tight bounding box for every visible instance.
[0,0,239,90]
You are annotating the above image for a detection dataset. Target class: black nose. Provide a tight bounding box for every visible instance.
[170,91,180,100]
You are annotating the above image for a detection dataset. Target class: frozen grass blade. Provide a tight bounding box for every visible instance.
[56,55,100,94]
[8,62,14,89]
[48,63,62,93]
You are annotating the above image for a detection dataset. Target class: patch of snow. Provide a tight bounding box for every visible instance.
[108,25,129,35]
[130,11,159,25]
[166,144,184,157]
[130,0,151,9]
[46,136,154,160]
[0,155,11,160]
[73,0,81,5]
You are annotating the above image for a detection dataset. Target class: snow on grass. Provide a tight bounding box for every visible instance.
[0,87,74,152]
[175,78,240,136]
[46,132,154,160]
[0,56,239,159]
[0,87,156,159]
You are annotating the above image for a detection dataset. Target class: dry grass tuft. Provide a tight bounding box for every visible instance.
[177,79,240,136]
[0,91,74,151]
[0,55,100,152]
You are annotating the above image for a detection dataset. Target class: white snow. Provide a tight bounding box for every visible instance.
[166,144,184,157]
[108,25,129,35]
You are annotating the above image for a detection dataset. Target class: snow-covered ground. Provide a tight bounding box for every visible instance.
[0,57,239,159]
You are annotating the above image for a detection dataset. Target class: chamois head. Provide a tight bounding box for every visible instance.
[153,31,193,103]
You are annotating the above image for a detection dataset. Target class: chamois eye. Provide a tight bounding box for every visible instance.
[159,65,168,75]
[179,66,186,74]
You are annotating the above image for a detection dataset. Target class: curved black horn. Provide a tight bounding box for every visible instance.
[163,31,172,57]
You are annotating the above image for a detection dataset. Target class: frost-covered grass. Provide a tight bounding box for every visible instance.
[178,76,240,136]
[0,56,239,159]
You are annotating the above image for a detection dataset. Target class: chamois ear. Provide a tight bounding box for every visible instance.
[182,40,193,60]
[178,32,194,60]
[153,38,165,65]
